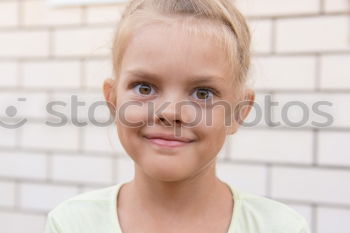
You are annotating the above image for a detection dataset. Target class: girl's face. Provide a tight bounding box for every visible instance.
[105,23,254,182]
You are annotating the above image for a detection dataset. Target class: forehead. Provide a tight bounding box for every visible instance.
[119,21,234,85]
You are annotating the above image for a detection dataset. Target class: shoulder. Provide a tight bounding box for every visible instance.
[51,184,118,212]
[233,189,310,233]
[47,183,122,229]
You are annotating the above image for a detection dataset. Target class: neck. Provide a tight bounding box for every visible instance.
[125,160,228,217]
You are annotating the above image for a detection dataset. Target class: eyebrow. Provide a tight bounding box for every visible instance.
[126,69,227,84]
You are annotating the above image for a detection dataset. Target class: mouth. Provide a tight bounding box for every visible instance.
[143,134,195,148]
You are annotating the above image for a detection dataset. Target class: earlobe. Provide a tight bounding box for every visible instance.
[103,78,117,116]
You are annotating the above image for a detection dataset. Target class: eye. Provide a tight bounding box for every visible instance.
[192,88,215,100]
[132,82,156,96]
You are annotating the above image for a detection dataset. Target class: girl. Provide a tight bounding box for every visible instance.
[45,0,311,232]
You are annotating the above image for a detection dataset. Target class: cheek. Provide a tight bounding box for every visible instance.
[203,105,231,130]
[116,98,149,128]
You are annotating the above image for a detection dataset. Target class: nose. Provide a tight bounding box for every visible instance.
[155,99,182,127]
[154,95,187,127]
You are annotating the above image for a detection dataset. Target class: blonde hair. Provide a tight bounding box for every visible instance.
[111,0,251,96]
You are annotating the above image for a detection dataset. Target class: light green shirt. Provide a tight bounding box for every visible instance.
[44,181,311,233]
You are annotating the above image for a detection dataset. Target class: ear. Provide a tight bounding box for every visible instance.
[103,78,117,116]
[227,88,255,135]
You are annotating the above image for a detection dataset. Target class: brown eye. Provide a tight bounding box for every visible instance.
[133,83,155,96]
[193,88,213,100]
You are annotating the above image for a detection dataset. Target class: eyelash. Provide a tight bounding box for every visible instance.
[129,81,219,100]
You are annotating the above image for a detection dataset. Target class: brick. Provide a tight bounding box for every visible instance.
[317,207,350,233]
[318,131,350,167]
[271,167,350,205]
[273,93,350,128]
[0,2,18,27]
[0,180,16,207]
[0,91,48,119]
[235,0,320,17]
[115,157,134,183]
[19,183,79,211]
[50,91,110,123]
[0,127,16,147]
[0,152,47,180]
[217,162,267,196]
[53,27,114,57]
[83,124,126,154]
[248,20,272,53]
[51,154,114,185]
[229,129,313,164]
[0,62,17,87]
[320,55,350,90]
[276,16,350,53]
[21,123,79,151]
[252,56,316,90]
[85,4,123,24]
[324,0,349,13]
[84,59,113,89]
[23,0,82,26]
[0,31,49,58]
[0,211,46,233]
[23,61,81,89]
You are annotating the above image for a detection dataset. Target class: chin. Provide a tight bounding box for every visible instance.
[140,159,196,183]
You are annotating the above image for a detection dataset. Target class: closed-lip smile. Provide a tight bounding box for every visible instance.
[143,133,195,148]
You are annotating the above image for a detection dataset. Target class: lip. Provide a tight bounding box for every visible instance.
[143,133,195,148]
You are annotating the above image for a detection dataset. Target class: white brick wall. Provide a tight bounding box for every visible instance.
[0,31,49,58]
[0,91,48,119]
[84,59,113,89]
[85,4,124,24]
[276,16,350,53]
[0,62,18,87]
[318,132,350,167]
[324,0,349,13]
[51,154,114,185]
[0,0,349,232]
[229,129,313,164]
[19,183,79,212]
[23,0,83,26]
[273,93,350,128]
[0,152,47,180]
[317,207,350,233]
[0,180,16,208]
[236,0,320,16]
[83,124,125,154]
[20,123,80,151]
[0,212,46,233]
[249,20,273,53]
[22,61,81,89]
[0,2,18,27]
[320,55,350,89]
[252,56,316,90]
[271,167,350,205]
[53,27,114,57]
[0,127,16,147]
